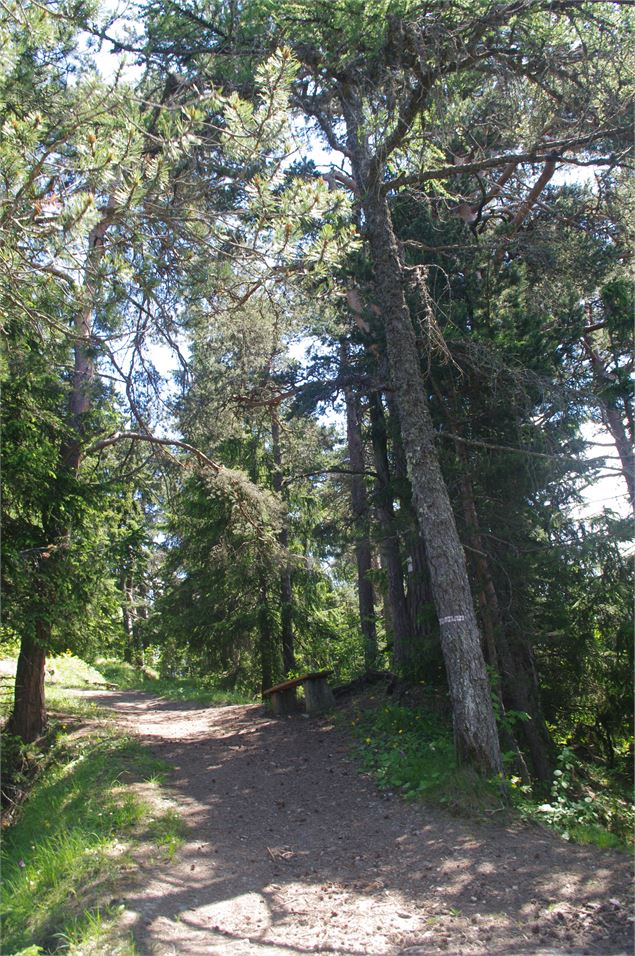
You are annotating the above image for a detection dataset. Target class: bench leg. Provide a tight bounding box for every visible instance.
[303,678,335,716]
[268,687,298,716]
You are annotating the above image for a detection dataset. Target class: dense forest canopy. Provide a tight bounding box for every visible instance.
[1,0,632,782]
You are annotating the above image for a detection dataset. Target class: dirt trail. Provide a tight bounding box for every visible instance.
[75,689,632,956]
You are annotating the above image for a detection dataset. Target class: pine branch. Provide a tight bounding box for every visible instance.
[438,431,610,470]
[383,128,629,194]
[84,431,221,472]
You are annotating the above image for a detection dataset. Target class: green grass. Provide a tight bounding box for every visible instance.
[44,653,111,689]
[1,653,252,726]
[0,652,114,723]
[47,902,138,956]
[94,657,253,706]
[0,651,248,953]
[146,807,187,861]
[349,701,506,816]
[0,652,189,955]
[564,824,625,849]
[1,723,183,954]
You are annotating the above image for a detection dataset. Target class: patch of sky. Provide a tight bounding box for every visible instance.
[572,421,631,522]
[81,0,145,83]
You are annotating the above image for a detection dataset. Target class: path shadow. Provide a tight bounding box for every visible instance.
[75,690,633,956]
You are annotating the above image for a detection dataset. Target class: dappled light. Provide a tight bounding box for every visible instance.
[71,688,632,955]
[2,0,633,951]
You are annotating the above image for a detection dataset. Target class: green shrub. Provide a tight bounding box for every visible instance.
[510,746,633,848]
[349,703,633,847]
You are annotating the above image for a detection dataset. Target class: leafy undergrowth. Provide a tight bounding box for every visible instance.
[94,657,253,706]
[349,699,507,817]
[509,746,634,850]
[1,720,185,956]
[349,699,633,850]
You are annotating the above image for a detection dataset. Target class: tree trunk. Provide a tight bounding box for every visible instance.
[279,560,295,675]
[406,533,441,678]
[8,205,115,741]
[6,628,47,741]
[583,333,635,510]
[258,574,274,694]
[383,392,437,671]
[271,414,296,675]
[133,580,148,669]
[452,432,554,783]
[342,344,378,671]
[368,393,412,674]
[122,578,145,669]
[122,573,135,664]
[358,182,502,775]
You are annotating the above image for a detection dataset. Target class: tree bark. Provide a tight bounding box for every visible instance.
[258,574,274,694]
[133,578,148,669]
[122,573,135,664]
[383,391,436,669]
[356,176,502,774]
[452,431,554,783]
[5,628,47,741]
[271,414,296,675]
[342,344,378,671]
[8,206,115,741]
[122,574,145,668]
[368,393,412,674]
[405,533,440,678]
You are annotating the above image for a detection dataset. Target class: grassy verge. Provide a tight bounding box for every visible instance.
[348,698,506,816]
[348,698,634,850]
[1,656,187,956]
[1,652,252,720]
[94,657,253,706]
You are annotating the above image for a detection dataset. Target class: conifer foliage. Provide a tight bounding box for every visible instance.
[1,1,632,780]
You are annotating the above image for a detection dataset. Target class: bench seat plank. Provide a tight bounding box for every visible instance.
[262,670,333,698]
[263,670,335,716]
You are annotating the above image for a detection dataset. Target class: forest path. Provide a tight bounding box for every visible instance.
[74,689,632,956]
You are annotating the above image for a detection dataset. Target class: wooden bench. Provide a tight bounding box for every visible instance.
[263,670,335,717]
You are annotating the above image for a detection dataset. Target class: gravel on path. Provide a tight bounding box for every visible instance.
[73,689,633,956]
